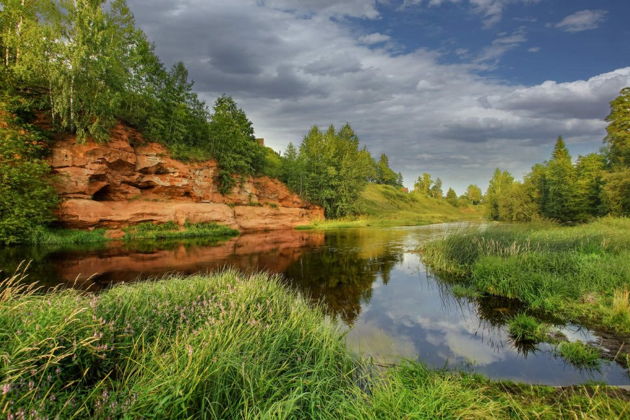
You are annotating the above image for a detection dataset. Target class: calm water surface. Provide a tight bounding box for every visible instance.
[2,224,629,385]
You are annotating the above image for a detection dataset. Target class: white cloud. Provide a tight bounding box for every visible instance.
[358,32,391,45]
[527,46,540,53]
[127,0,629,191]
[475,28,527,65]
[555,9,607,33]
[402,0,540,28]
[264,0,382,19]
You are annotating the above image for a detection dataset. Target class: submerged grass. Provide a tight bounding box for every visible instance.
[2,269,629,418]
[421,217,630,334]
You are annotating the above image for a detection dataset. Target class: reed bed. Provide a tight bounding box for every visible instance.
[421,217,630,334]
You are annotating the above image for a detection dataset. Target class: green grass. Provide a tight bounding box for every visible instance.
[1,268,628,419]
[508,314,550,343]
[122,221,239,241]
[22,222,239,246]
[556,342,602,369]
[299,184,483,230]
[421,217,630,334]
[27,227,108,245]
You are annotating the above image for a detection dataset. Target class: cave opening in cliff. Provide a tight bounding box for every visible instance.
[92,185,112,201]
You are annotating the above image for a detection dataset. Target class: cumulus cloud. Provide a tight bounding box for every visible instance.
[555,9,607,33]
[127,0,629,191]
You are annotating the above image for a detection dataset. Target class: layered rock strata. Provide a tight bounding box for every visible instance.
[49,124,323,231]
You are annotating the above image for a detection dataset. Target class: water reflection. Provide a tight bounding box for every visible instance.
[1,224,628,385]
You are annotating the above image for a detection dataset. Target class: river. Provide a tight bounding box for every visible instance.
[2,223,628,385]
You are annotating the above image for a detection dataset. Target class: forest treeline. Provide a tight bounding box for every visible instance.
[1,0,627,245]
[483,87,629,223]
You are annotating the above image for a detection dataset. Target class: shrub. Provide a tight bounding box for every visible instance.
[0,112,58,245]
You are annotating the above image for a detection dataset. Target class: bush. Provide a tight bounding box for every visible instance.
[0,112,58,245]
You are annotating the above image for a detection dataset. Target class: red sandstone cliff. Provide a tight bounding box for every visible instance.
[49,123,323,231]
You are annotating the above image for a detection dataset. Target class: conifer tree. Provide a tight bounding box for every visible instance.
[542,137,578,222]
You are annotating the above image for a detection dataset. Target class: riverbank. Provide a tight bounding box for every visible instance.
[421,217,630,337]
[25,222,239,246]
[2,269,628,419]
[298,184,483,230]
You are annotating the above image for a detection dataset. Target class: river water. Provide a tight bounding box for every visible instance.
[2,224,628,385]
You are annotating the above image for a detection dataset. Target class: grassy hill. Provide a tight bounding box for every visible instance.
[301,184,483,229]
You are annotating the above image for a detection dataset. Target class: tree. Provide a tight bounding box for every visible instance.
[0,111,57,244]
[485,169,514,220]
[465,184,482,205]
[285,124,374,218]
[207,95,265,193]
[604,87,630,169]
[541,137,578,222]
[429,178,443,199]
[574,153,606,220]
[601,88,630,216]
[446,187,458,206]
[414,173,433,196]
[374,153,401,187]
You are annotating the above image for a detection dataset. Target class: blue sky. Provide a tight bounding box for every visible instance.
[355,0,630,85]
[127,0,630,192]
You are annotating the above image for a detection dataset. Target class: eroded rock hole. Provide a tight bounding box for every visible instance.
[92,185,112,201]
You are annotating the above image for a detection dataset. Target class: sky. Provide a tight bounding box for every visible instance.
[126,0,630,192]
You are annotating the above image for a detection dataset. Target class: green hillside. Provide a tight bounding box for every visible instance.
[301,184,482,229]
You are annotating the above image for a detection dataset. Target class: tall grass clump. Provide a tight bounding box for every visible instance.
[421,218,630,333]
[556,342,602,369]
[2,266,629,419]
[0,268,358,418]
[508,314,550,343]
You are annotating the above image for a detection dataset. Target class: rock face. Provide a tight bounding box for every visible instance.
[49,124,323,231]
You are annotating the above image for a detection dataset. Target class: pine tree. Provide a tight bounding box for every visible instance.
[542,137,578,222]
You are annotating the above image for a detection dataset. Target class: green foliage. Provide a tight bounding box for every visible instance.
[605,87,630,169]
[0,111,57,245]
[508,314,549,343]
[28,228,107,245]
[542,137,578,222]
[485,88,630,221]
[556,342,601,369]
[1,1,267,197]
[373,153,402,187]
[601,169,630,216]
[445,187,458,206]
[122,221,239,241]
[413,173,433,196]
[465,184,482,205]
[282,124,375,218]
[421,218,630,334]
[2,269,628,419]
[208,95,266,193]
